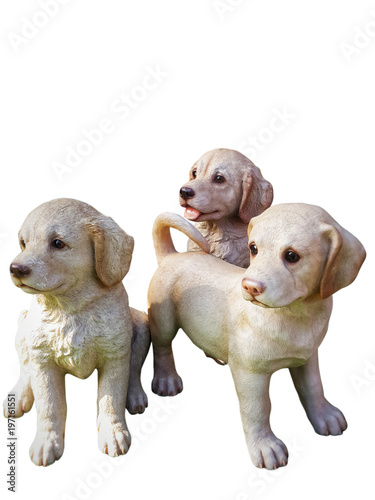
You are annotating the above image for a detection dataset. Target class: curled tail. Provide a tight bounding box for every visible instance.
[153,212,210,264]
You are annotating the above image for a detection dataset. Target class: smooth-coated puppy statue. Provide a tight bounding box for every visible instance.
[179,148,273,267]
[148,205,366,469]
[3,199,150,466]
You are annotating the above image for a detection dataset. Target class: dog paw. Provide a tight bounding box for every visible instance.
[250,433,289,470]
[307,399,347,436]
[29,431,64,466]
[152,373,183,397]
[126,385,148,415]
[3,386,34,418]
[98,421,131,457]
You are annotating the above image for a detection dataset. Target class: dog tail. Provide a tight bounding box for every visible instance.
[153,212,210,264]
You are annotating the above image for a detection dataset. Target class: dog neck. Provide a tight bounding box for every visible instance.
[36,282,118,316]
[193,217,250,268]
[196,217,247,241]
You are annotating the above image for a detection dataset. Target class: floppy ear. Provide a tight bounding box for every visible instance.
[239,166,274,223]
[320,223,366,299]
[89,217,134,287]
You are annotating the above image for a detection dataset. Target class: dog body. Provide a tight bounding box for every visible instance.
[150,251,330,371]
[4,199,149,466]
[179,148,273,267]
[148,207,365,469]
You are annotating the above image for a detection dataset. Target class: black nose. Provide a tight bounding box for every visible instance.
[10,263,31,279]
[180,187,195,200]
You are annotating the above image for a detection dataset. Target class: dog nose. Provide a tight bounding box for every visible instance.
[180,187,195,200]
[10,263,31,279]
[241,278,265,296]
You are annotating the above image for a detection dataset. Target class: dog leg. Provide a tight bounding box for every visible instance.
[4,333,34,417]
[152,341,183,396]
[289,351,347,436]
[126,308,151,415]
[3,373,34,418]
[149,308,182,396]
[97,358,131,457]
[230,365,288,470]
[29,367,66,466]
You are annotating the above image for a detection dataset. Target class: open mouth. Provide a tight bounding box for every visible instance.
[182,205,218,222]
[184,206,202,221]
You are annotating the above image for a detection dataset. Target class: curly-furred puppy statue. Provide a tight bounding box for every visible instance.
[179,148,273,268]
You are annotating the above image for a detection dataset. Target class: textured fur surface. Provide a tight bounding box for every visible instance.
[189,219,249,267]
[3,198,150,466]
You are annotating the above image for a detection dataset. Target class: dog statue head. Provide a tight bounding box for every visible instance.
[179,148,273,224]
[242,203,366,308]
[10,198,134,298]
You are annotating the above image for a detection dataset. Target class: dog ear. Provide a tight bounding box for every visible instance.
[320,223,366,299]
[89,217,134,287]
[239,166,273,223]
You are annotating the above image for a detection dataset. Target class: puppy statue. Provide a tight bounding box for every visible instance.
[148,205,365,469]
[179,148,273,267]
[3,199,150,466]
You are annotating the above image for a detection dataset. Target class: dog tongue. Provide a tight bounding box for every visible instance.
[184,207,201,220]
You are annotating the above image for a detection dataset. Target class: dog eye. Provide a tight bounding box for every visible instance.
[51,239,66,250]
[285,250,300,263]
[20,239,26,250]
[189,168,197,181]
[213,174,225,183]
[249,244,258,256]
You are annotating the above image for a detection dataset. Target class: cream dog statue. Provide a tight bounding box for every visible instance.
[179,148,273,267]
[3,199,150,466]
[148,205,366,469]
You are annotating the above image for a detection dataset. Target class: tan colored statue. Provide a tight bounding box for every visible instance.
[3,199,149,466]
[148,205,365,469]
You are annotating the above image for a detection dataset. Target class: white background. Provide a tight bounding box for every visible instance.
[0,1,374,499]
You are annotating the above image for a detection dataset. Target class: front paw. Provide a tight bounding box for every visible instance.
[152,373,183,397]
[126,384,148,415]
[249,432,289,470]
[306,399,347,436]
[98,420,131,457]
[3,385,34,418]
[29,431,64,466]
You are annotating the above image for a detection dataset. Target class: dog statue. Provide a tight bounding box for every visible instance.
[3,198,150,466]
[148,205,365,469]
[179,148,273,267]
